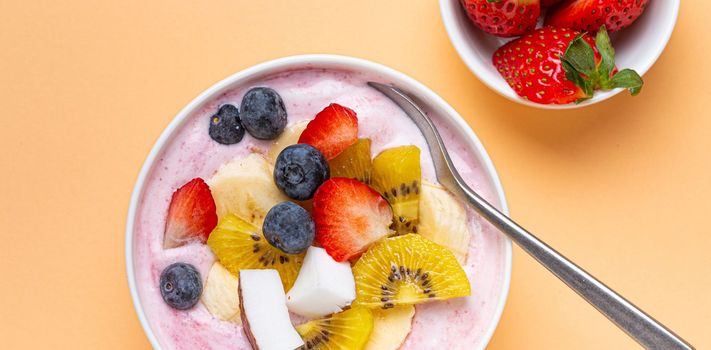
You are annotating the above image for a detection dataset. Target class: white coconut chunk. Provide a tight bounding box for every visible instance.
[286,246,356,318]
[239,269,304,350]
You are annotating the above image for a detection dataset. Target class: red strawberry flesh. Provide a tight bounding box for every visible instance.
[298,103,358,160]
[313,178,392,262]
[545,0,650,33]
[163,178,218,249]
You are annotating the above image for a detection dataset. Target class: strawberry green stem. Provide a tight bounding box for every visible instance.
[561,26,644,103]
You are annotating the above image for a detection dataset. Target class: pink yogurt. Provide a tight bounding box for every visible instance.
[131,68,507,349]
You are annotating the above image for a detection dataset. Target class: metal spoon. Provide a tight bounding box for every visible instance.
[368,82,694,350]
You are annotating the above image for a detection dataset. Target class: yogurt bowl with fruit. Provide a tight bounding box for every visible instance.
[125,55,512,350]
[440,0,680,108]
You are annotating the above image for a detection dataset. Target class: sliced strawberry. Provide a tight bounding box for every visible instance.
[313,178,392,262]
[164,178,218,249]
[298,103,358,160]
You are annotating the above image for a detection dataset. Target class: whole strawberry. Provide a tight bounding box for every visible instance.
[459,0,540,37]
[545,0,650,33]
[493,26,643,104]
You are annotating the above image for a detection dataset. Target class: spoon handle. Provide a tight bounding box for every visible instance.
[457,183,693,350]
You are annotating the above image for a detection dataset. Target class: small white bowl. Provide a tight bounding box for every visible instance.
[439,0,680,109]
[125,55,512,349]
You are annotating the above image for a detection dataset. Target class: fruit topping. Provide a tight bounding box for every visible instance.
[201,262,241,324]
[419,181,471,264]
[159,262,202,310]
[295,307,373,350]
[364,305,415,350]
[352,234,471,308]
[239,269,304,350]
[286,246,356,318]
[459,0,541,37]
[207,214,304,290]
[208,154,288,226]
[274,144,330,201]
[239,87,288,140]
[209,104,245,145]
[268,121,309,162]
[493,26,643,104]
[545,0,649,33]
[163,178,217,249]
[371,146,421,235]
[298,103,358,160]
[329,138,373,184]
[263,201,316,254]
[313,178,393,262]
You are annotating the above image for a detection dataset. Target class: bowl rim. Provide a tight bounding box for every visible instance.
[124,54,513,349]
[438,0,681,110]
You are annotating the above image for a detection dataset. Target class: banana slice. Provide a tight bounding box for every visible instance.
[208,153,288,227]
[418,180,471,264]
[201,262,241,324]
[267,121,309,162]
[364,305,415,350]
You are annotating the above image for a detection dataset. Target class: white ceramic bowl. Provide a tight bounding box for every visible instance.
[439,0,680,109]
[125,54,512,349]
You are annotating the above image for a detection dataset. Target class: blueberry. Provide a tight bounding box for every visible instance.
[239,87,287,140]
[159,263,202,310]
[209,104,245,145]
[263,201,315,254]
[274,144,329,200]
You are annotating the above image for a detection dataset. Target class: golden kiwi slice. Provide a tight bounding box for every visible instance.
[352,234,470,308]
[329,138,373,184]
[371,145,421,235]
[207,214,304,290]
[295,307,374,350]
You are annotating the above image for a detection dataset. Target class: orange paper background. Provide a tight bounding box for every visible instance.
[0,1,708,349]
